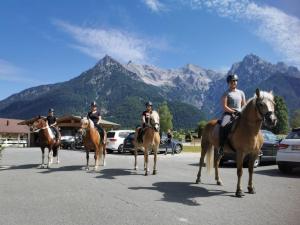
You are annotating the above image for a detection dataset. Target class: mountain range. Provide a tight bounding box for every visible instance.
[0,54,299,129]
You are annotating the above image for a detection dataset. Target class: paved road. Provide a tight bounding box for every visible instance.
[0,148,299,225]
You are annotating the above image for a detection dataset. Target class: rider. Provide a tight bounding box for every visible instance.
[47,108,59,140]
[87,101,105,144]
[218,73,246,156]
[137,101,153,143]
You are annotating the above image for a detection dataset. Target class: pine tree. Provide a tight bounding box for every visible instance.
[290,109,300,128]
[271,96,289,134]
[158,102,173,133]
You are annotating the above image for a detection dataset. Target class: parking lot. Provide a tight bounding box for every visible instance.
[0,148,300,225]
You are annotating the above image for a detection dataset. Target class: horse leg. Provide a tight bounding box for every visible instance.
[134,148,138,170]
[196,142,209,184]
[247,153,257,194]
[47,148,52,168]
[94,146,100,171]
[102,144,106,166]
[144,146,149,176]
[41,148,45,168]
[153,145,158,175]
[214,149,223,186]
[235,153,245,197]
[85,150,90,171]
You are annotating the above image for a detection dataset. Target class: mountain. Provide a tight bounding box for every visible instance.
[203,54,300,116]
[0,55,203,129]
[0,54,299,129]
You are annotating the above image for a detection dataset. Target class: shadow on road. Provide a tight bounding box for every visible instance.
[0,163,40,171]
[255,168,300,177]
[129,181,231,206]
[95,168,139,179]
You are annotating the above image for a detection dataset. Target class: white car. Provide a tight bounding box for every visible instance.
[106,130,134,153]
[277,128,300,173]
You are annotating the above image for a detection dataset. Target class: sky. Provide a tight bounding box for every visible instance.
[0,0,300,100]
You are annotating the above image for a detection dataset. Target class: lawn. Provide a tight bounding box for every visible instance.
[183,145,201,153]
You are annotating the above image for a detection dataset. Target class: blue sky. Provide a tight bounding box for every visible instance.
[0,0,300,100]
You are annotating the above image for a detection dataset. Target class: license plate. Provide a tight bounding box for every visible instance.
[292,145,300,151]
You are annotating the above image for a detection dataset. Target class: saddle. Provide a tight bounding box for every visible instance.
[137,125,151,143]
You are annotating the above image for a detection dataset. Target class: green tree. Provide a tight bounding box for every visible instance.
[271,96,289,134]
[195,120,207,138]
[290,109,300,128]
[158,102,173,133]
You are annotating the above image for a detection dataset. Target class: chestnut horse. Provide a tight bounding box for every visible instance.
[79,118,106,171]
[133,110,160,176]
[32,118,61,168]
[196,89,277,197]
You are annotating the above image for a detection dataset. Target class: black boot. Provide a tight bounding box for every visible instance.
[138,128,144,143]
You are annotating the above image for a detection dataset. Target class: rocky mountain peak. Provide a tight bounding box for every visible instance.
[95,55,120,68]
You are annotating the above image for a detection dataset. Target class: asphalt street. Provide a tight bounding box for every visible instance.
[0,148,299,225]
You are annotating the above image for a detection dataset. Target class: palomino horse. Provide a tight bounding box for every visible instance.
[79,118,106,171]
[133,110,160,176]
[196,89,277,197]
[32,118,61,168]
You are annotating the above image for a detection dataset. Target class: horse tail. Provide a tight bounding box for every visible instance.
[205,145,214,174]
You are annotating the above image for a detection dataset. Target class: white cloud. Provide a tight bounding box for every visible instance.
[54,20,167,63]
[143,0,165,12]
[189,0,300,67]
[0,59,25,82]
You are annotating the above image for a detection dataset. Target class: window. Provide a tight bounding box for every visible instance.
[286,130,300,139]
[107,132,115,138]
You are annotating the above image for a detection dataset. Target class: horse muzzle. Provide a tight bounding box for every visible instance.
[264,112,277,128]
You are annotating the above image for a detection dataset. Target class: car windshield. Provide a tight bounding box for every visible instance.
[107,132,115,138]
[286,130,300,139]
[119,132,130,138]
[262,131,278,142]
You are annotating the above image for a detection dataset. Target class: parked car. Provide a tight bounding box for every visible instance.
[221,129,280,167]
[123,132,183,154]
[277,127,300,173]
[60,135,75,149]
[106,130,135,153]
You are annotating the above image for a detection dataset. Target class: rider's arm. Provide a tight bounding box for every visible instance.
[241,92,246,107]
[222,96,236,113]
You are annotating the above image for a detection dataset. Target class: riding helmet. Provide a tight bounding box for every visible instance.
[91,101,97,107]
[145,101,153,107]
[226,74,239,83]
[48,108,54,112]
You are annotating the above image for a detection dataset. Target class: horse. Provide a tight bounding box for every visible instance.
[133,110,161,176]
[32,117,61,168]
[196,89,277,197]
[79,118,106,171]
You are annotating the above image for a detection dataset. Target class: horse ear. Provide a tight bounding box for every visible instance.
[38,115,41,119]
[255,88,260,98]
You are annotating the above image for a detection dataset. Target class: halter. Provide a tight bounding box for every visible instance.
[255,97,274,122]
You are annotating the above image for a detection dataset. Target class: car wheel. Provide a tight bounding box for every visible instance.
[117,144,124,154]
[106,149,113,154]
[278,163,293,174]
[175,144,182,154]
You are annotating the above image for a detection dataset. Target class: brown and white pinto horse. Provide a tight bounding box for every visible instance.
[79,118,106,171]
[32,118,61,168]
[196,89,277,197]
[133,110,160,176]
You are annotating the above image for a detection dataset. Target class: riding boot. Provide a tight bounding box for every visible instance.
[138,128,144,143]
[218,126,225,157]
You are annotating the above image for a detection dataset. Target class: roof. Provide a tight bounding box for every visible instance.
[0,118,30,134]
[18,115,121,129]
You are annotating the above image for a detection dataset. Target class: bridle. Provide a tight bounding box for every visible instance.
[255,97,275,123]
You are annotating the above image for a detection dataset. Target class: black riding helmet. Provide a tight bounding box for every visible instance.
[226,74,239,83]
[145,101,153,107]
[91,101,97,107]
[48,108,54,113]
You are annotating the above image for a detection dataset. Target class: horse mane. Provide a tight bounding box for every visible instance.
[151,110,160,123]
[241,90,274,113]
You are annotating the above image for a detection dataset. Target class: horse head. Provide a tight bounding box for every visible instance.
[254,88,277,128]
[150,110,160,132]
[32,117,47,131]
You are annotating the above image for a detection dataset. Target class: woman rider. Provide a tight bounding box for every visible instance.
[137,101,153,142]
[87,101,105,143]
[47,108,59,139]
[218,74,246,156]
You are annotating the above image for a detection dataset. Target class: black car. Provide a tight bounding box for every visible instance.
[221,129,280,167]
[123,132,183,154]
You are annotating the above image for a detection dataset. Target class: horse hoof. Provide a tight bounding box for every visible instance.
[144,172,148,176]
[235,190,244,198]
[134,167,138,171]
[195,178,201,184]
[153,170,157,175]
[216,181,223,186]
[248,187,256,194]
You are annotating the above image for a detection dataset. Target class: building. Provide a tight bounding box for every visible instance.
[0,118,30,147]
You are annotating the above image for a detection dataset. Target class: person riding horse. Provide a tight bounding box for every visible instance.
[47,108,59,140]
[87,101,105,144]
[218,74,246,156]
[137,101,153,143]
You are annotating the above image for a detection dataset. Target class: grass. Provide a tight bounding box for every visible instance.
[183,145,201,153]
